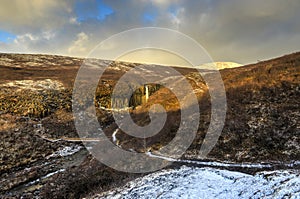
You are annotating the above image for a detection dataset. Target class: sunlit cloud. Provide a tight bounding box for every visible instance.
[0,0,299,64]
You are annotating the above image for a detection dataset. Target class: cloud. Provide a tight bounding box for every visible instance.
[68,32,89,56]
[159,0,300,63]
[0,0,299,64]
[0,0,74,33]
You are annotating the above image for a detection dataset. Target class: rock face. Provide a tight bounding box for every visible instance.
[0,52,299,198]
[110,84,161,109]
[128,84,161,108]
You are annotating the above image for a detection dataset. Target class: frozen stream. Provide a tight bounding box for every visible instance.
[92,135,300,198]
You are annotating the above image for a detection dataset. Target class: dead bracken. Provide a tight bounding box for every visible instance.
[0,52,299,198]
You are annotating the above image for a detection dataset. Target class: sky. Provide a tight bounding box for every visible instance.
[0,0,299,65]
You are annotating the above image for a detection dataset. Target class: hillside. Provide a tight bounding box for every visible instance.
[0,52,299,198]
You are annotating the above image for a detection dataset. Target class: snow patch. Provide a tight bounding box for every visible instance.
[26,168,66,186]
[94,166,300,199]
[1,79,64,91]
[47,145,82,158]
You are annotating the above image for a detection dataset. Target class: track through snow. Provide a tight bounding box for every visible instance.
[94,166,300,199]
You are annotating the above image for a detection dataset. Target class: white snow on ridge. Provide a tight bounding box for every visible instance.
[1,79,64,91]
[93,166,300,199]
[198,62,242,70]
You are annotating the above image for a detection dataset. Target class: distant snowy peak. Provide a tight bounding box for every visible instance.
[198,62,243,70]
[214,62,243,69]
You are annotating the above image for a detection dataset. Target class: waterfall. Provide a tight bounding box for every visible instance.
[145,85,149,102]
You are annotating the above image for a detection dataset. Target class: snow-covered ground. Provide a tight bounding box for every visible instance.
[93,166,300,199]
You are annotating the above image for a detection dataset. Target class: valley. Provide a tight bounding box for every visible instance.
[0,52,299,198]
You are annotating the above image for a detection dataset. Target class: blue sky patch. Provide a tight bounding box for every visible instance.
[97,0,114,20]
[143,13,156,23]
[168,5,179,16]
[0,30,16,43]
[75,0,114,22]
